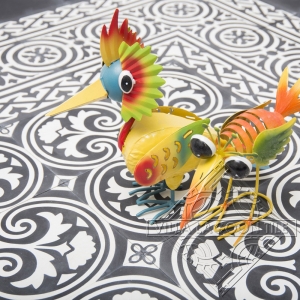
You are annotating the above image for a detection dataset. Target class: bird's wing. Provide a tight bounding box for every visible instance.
[133,119,210,186]
[253,118,296,166]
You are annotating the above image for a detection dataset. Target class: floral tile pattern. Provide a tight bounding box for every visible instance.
[0,189,121,299]
[0,134,61,212]
[0,0,300,299]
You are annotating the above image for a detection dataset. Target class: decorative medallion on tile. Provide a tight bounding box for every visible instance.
[123,240,163,269]
[51,175,76,191]
[0,196,115,299]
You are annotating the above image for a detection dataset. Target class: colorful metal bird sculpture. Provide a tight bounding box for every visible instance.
[180,67,300,245]
[46,9,300,246]
[46,9,210,222]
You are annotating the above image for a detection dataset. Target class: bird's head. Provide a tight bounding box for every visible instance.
[180,124,253,229]
[46,9,165,122]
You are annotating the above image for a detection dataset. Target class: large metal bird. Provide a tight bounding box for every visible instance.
[46,9,210,222]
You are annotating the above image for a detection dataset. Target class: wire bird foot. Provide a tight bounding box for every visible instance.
[130,181,185,224]
[194,168,273,247]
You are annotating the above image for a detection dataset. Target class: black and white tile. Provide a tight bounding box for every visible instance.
[0,133,63,212]
[0,189,119,299]
[1,0,300,299]
[11,100,122,177]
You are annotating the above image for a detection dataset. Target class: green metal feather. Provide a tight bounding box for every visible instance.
[253,118,296,166]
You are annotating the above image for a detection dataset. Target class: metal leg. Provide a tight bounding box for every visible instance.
[131,182,185,224]
[194,168,273,246]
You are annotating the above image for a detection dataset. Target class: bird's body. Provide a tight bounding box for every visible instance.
[120,107,207,190]
[221,105,285,154]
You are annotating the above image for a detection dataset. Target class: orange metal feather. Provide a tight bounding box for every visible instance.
[275,67,300,117]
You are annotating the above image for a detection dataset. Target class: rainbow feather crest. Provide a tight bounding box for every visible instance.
[100,9,143,66]
[119,41,165,122]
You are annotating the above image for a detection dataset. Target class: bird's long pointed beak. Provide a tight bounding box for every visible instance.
[46,80,108,116]
[180,154,225,229]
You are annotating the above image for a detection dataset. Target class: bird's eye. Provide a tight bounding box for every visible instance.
[190,134,216,158]
[224,156,252,179]
[118,70,135,94]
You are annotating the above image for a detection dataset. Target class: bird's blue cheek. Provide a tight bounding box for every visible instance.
[100,60,123,103]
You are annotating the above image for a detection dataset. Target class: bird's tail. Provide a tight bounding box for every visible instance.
[275,67,300,117]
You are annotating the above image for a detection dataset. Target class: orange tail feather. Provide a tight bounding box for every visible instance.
[275,67,300,117]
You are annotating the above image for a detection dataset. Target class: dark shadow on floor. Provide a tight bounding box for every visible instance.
[0,0,84,23]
